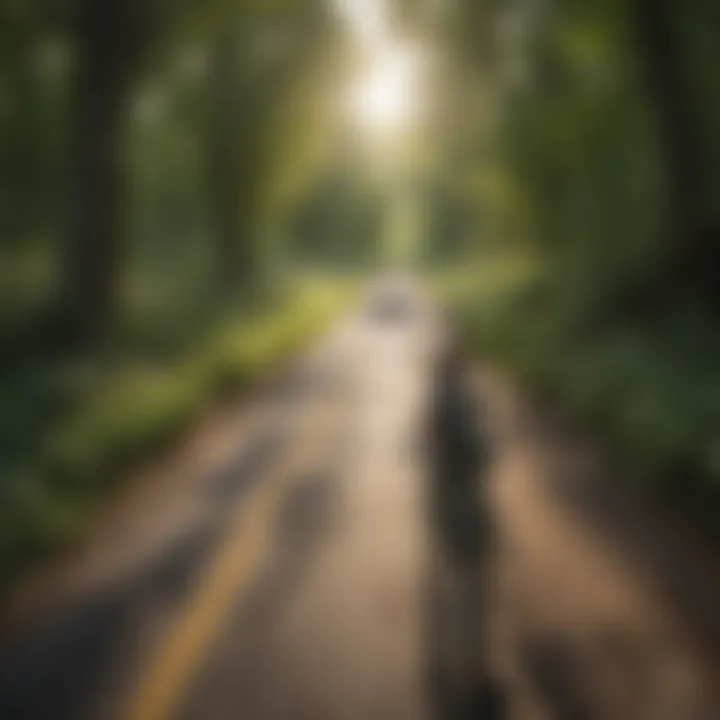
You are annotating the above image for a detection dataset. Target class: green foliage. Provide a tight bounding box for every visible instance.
[443,255,720,510]
[436,0,720,517]
[0,279,354,590]
[0,0,358,596]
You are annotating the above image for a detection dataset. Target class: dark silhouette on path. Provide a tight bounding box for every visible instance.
[425,346,505,719]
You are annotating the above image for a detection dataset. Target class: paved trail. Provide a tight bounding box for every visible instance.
[0,288,718,720]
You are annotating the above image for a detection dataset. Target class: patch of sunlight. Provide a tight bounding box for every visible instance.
[348,45,424,136]
[332,0,389,46]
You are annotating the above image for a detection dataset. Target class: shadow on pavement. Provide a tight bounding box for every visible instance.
[520,633,597,720]
[0,424,288,720]
[179,471,339,720]
[0,515,226,720]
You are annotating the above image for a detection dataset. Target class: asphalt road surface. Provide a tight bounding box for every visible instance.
[0,286,718,720]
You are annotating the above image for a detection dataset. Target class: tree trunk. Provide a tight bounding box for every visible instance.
[629,0,720,307]
[206,30,259,294]
[631,0,710,242]
[63,0,139,348]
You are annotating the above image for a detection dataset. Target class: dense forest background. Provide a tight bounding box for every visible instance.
[436,0,720,514]
[1,0,720,589]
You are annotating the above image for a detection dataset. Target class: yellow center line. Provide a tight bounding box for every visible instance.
[123,395,340,720]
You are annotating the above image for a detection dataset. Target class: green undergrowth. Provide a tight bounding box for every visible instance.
[0,278,354,592]
[438,253,720,523]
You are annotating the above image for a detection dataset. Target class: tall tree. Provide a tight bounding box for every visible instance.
[631,0,711,244]
[628,0,720,305]
[205,24,259,291]
[204,0,332,293]
[62,0,144,346]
